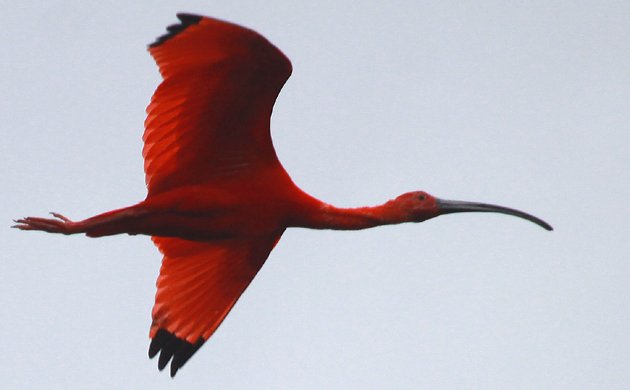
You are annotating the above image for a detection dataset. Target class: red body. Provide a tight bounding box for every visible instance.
[14,14,551,377]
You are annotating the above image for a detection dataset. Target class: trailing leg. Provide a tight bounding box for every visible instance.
[13,212,80,235]
[13,205,147,237]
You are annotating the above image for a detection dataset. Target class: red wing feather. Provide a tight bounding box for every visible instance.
[149,234,282,376]
[143,15,292,195]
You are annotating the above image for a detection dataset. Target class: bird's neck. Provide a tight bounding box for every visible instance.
[304,201,407,230]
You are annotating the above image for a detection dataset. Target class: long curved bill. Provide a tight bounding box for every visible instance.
[436,199,553,231]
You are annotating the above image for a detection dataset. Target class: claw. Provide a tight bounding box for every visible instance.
[11,213,76,234]
[50,212,70,222]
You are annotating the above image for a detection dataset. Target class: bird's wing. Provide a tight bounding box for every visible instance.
[148,234,283,377]
[143,14,293,196]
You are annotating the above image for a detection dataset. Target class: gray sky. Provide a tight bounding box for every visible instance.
[2,1,629,389]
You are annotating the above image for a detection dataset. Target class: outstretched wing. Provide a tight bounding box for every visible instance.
[148,234,282,377]
[143,14,293,196]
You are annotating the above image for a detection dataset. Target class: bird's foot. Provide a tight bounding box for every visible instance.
[12,212,77,234]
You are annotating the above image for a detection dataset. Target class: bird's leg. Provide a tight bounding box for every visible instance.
[13,205,149,237]
[12,212,81,235]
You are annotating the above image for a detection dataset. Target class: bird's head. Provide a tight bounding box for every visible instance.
[390,191,553,230]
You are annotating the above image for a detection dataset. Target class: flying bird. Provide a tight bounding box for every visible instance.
[13,14,552,377]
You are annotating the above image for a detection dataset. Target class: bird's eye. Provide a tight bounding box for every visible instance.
[418,194,426,201]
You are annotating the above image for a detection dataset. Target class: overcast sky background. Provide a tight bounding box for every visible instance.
[2,1,629,389]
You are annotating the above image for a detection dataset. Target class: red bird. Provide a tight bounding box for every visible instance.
[14,14,552,377]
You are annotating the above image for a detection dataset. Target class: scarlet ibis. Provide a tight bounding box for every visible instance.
[13,14,552,377]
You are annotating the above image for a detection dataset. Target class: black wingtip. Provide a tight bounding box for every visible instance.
[149,13,203,48]
[149,329,206,377]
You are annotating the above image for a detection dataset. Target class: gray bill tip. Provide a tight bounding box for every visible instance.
[437,199,553,231]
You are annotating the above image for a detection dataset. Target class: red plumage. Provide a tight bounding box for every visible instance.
[14,13,551,378]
